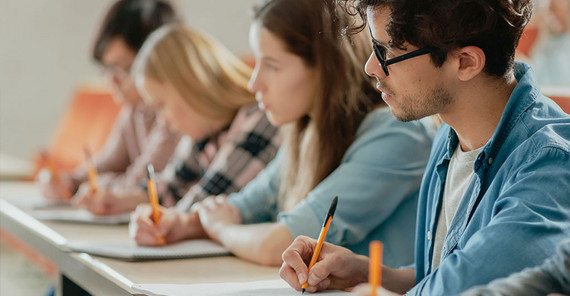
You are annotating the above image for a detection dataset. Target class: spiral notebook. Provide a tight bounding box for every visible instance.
[66,239,231,261]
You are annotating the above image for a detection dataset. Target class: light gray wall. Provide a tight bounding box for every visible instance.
[0,0,260,159]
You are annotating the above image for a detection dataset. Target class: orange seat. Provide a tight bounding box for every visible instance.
[543,87,570,115]
[550,96,570,114]
[34,87,121,174]
[516,26,539,57]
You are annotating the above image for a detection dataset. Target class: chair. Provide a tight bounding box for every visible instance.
[34,86,121,174]
[550,96,570,114]
[544,87,570,114]
[516,26,539,58]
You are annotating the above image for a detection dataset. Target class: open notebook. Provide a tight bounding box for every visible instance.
[131,279,351,296]
[66,239,231,261]
[31,208,131,225]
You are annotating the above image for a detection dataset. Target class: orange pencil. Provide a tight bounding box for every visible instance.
[84,147,98,194]
[301,196,338,294]
[146,164,165,245]
[369,241,383,296]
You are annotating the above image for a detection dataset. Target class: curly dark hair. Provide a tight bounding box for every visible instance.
[341,0,534,77]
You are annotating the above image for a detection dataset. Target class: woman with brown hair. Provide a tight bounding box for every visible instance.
[131,0,434,267]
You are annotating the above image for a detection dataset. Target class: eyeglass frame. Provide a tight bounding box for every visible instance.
[100,64,131,79]
[370,29,437,76]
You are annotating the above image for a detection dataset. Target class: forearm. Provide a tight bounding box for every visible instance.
[179,212,208,240]
[216,222,294,266]
[383,267,416,294]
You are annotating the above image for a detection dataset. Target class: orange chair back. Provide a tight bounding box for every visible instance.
[550,95,570,114]
[543,87,570,115]
[517,26,539,57]
[37,87,121,173]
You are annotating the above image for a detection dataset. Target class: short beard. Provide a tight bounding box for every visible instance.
[392,84,453,122]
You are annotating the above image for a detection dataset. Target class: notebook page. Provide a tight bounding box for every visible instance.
[131,279,350,296]
[66,239,231,261]
[31,208,131,225]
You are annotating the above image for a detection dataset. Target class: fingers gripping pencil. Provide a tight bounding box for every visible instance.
[147,163,165,245]
[301,196,338,293]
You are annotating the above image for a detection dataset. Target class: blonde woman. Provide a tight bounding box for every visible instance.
[131,0,434,267]
[75,24,280,215]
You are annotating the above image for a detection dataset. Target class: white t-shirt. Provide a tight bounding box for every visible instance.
[432,144,483,270]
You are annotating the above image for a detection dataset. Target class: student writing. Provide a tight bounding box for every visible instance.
[280,0,570,294]
[131,0,435,268]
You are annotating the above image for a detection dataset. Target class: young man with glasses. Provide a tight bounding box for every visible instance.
[279,0,570,295]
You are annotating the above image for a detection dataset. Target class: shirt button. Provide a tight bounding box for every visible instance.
[488,157,494,165]
[427,231,432,240]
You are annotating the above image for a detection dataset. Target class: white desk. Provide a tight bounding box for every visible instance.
[0,153,33,180]
[0,182,280,296]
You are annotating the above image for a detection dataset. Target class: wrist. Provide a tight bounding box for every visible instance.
[382,267,416,294]
[352,254,372,286]
[182,211,207,239]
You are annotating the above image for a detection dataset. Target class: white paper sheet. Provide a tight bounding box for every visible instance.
[131,279,351,296]
[30,199,71,209]
[67,239,231,261]
[31,208,131,225]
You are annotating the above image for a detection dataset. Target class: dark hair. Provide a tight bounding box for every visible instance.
[343,0,533,77]
[253,0,382,208]
[92,0,179,63]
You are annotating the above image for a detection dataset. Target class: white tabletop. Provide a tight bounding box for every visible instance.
[0,182,280,296]
[0,153,33,180]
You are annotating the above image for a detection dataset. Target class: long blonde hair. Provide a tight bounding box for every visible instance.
[133,24,254,121]
[253,0,383,211]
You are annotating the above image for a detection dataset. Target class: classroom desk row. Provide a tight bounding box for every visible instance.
[0,182,280,296]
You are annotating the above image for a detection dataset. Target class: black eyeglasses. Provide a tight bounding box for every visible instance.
[372,39,436,76]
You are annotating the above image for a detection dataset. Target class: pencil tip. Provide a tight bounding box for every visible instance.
[301,288,305,294]
[327,196,338,217]
[146,163,154,179]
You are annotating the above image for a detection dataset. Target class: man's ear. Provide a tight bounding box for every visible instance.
[452,46,486,81]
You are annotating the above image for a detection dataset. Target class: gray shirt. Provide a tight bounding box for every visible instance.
[432,144,482,269]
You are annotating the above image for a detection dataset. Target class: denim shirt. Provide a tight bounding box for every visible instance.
[408,62,570,295]
[229,107,435,267]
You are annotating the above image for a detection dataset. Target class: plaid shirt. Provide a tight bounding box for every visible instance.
[72,103,181,192]
[161,104,281,210]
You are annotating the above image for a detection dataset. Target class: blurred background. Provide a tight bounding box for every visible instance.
[0,0,259,160]
[0,2,259,294]
[1,0,569,162]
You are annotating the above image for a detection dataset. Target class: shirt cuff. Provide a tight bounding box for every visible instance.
[277,200,323,241]
[228,192,254,224]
